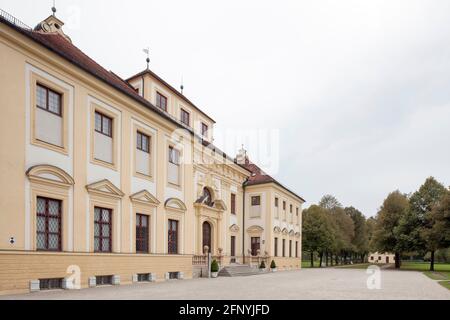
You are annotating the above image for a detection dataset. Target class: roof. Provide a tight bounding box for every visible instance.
[0,13,244,169]
[127,69,216,124]
[242,159,306,203]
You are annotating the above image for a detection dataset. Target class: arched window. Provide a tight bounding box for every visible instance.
[203,187,213,207]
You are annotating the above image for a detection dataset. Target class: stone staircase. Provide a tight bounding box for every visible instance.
[218,264,262,277]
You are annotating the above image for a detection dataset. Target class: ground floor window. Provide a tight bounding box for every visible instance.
[94,207,112,253]
[274,237,278,257]
[289,240,292,257]
[136,214,149,253]
[251,237,260,256]
[168,219,178,254]
[295,241,298,258]
[282,239,286,257]
[36,197,62,251]
[39,278,63,290]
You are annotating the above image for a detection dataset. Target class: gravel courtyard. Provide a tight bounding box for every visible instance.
[1,268,449,300]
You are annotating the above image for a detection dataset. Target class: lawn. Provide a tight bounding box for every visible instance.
[423,271,450,280]
[400,262,450,272]
[438,281,450,290]
[301,261,320,268]
[334,263,373,269]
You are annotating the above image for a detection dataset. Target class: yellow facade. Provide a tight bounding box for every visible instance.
[0,11,304,295]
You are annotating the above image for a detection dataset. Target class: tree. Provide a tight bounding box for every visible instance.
[329,207,355,264]
[345,207,369,263]
[366,217,376,253]
[424,190,450,270]
[319,195,342,211]
[302,205,334,267]
[399,177,447,271]
[372,191,409,269]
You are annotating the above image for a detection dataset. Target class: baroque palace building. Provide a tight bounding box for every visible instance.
[0,9,305,295]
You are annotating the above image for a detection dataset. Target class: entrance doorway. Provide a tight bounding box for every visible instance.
[386,256,389,264]
[202,222,212,253]
[251,237,260,256]
[231,236,236,263]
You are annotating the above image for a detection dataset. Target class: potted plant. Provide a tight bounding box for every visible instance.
[270,260,277,272]
[259,260,266,272]
[211,259,219,278]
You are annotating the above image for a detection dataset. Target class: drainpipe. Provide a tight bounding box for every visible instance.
[242,177,249,264]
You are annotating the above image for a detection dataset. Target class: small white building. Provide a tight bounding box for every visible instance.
[368,252,395,264]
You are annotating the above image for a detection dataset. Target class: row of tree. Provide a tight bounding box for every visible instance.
[372,177,450,271]
[302,195,373,267]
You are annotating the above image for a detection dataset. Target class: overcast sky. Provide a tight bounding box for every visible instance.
[2,0,450,217]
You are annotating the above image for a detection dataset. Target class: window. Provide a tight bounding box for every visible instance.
[169,272,179,279]
[295,241,298,258]
[36,84,62,116]
[251,196,261,206]
[35,84,63,147]
[94,111,113,164]
[231,194,236,214]
[168,147,181,185]
[251,237,260,256]
[180,109,190,126]
[96,275,113,286]
[275,197,279,207]
[274,237,278,257]
[137,273,151,282]
[201,123,208,138]
[283,201,286,210]
[289,240,292,257]
[156,92,168,111]
[36,197,62,251]
[378,256,381,261]
[282,239,286,257]
[136,131,151,176]
[94,207,112,253]
[290,204,293,213]
[39,278,63,290]
[137,132,150,153]
[370,256,374,261]
[95,112,112,137]
[168,219,178,254]
[136,214,149,253]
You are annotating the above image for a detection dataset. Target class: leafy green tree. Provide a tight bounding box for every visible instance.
[302,205,334,267]
[424,190,450,270]
[398,177,446,271]
[372,190,409,269]
[366,217,376,253]
[319,195,342,211]
[345,207,369,262]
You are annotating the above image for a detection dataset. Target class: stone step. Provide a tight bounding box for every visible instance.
[218,265,265,277]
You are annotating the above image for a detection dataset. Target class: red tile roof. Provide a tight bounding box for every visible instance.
[127,69,216,123]
[242,158,305,202]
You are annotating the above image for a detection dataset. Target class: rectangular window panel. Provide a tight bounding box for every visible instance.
[274,238,278,257]
[137,132,150,153]
[136,214,149,253]
[94,112,112,137]
[168,219,178,254]
[156,92,168,111]
[94,207,112,253]
[180,109,190,126]
[201,123,208,137]
[251,196,260,206]
[36,197,62,251]
[231,194,236,214]
[36,84,61,116]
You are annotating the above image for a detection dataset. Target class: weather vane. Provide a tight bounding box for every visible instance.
[52,0,57,16]
[143,47,150,69]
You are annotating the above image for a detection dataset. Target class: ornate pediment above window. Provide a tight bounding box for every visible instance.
[26,165,74,189]
[165,198,187,213]
[86,179,124,199]
[130,190,160,207]
[289,230,295,237]
[282,228,289,235]
[295,232,301,238]
[247,225,264,234]
[273,226,281,234]
[229,224,240,232]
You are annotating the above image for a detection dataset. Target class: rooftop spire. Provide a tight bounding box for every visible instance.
[143,48,150,70]
[180,76,184,95]
[52,0,57,16]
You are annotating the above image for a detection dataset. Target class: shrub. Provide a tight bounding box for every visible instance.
[211,259,219,272]
[260,261,266,269]
[270,260,277,269]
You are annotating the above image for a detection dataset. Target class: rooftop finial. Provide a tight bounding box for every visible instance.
[143,47,150,69]
[52,0,57,16]
[180,76,184,95]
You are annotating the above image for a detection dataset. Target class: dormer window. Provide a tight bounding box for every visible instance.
[156,92,167,111]
[201,123,208,138]
[180,108,190,126]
